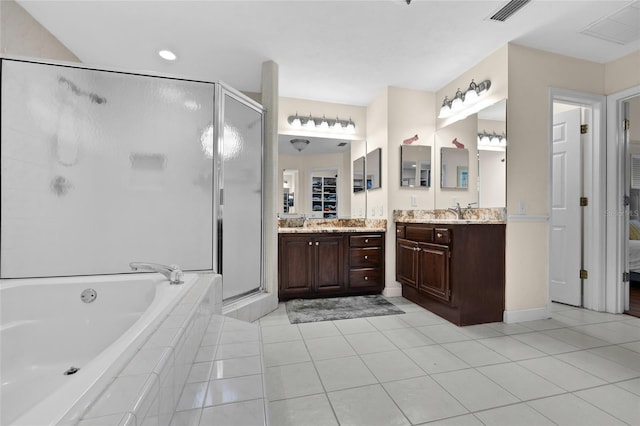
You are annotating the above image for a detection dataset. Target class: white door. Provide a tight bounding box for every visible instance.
[550,107,582,306]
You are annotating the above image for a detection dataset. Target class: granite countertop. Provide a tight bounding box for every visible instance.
[393,208,506,224]
[278,218,387,234]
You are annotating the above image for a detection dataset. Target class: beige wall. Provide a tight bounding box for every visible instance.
[0,0,79,62]
[388,87,437,212]
[605,50,640,96]
[506,43,605,313]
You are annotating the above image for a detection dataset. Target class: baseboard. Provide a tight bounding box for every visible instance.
[383,286,403,298]
[503,306,550,323]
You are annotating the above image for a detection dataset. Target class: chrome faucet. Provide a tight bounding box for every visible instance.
[129,262,184,284]
[447,202,462,219]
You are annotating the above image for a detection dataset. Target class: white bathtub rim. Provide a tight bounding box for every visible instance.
[7,273,201,426]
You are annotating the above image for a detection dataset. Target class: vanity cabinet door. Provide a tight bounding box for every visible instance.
[417,243,451,303]
[314,235,346,294]
[396,238,419,288]
[278,235,314,298]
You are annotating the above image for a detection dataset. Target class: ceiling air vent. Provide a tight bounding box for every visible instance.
[337,142,348,147]
[489,0,531,22]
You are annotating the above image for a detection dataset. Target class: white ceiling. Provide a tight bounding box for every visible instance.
[17,0,640,107]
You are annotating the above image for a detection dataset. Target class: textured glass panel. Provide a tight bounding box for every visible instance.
[1,60,214,278]
[222,93,263,299]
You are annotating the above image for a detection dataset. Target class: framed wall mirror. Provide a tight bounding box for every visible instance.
[401,145,431,187]
[440,147,469,189]
[353,156,365,193]
[366,147,382,190]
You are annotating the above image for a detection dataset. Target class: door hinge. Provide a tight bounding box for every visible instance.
[580,269,588,279]
[624,119,630,130]
[580,197,588,207]
[580,124,588,134]
[623,272,630,283]
[624,195,631,206]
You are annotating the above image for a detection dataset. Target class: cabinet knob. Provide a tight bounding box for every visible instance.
[437,233,442,238]
[315,242,319,246]
[365,239,369,243]
[308,242,312,246]
[364,276,368,280]
[364,255,368,259]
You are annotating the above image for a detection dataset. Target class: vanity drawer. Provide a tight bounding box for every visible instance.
[350,235,382,248]
[349,268,381,288]
[350,247,382,267]
[434,228,451,244]
[405,226,434,242]
[396,225,405,239]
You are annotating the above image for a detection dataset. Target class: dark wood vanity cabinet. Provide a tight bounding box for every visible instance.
[396,223,505,326]
[279,232,385,300]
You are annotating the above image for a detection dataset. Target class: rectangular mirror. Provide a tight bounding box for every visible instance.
[401,145,431,187]
[366,148,382,190]
[441,147,469,189]
[353,156,365,193]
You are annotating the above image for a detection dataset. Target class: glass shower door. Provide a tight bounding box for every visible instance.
[219,87,263,300]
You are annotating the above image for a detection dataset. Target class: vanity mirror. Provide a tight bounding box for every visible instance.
[278,134,366,218]
[401,145,431,187]
[366,148,382,190]
[435,99,506,209]
[440,147,469,189]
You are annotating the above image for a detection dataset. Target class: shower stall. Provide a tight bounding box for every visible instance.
[0,57,264,301]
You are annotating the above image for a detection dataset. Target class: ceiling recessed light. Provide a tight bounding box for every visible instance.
[158,50,177,61]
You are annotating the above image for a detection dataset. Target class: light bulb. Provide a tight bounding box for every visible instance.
[346,118,355,133]
[320,115,329,130]
[333,117,342,131]
[158,50,177,61]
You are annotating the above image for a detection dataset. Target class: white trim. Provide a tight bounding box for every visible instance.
[383,286,403,298]
[503,307,550,323]
[548,88,606,313]
[507,215,549,222]
[606,85,640,313]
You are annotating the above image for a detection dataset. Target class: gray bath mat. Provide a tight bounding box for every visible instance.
[286,295,405,324]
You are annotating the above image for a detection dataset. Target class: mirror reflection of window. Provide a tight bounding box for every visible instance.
[401,145,431,188]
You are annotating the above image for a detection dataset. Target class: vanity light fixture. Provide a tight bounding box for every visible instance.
[290,138,310,152]
[287,114,356,134]
[158,50,177,61]
[438,79,492,118]
[477,130,507,147]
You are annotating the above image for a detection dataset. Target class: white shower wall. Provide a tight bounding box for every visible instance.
[1,60,215,277]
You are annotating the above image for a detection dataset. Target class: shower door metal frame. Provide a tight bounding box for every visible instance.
[214,82,266,301]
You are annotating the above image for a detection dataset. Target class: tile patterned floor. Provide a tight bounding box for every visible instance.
[172,298,640,426]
